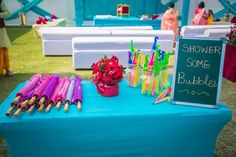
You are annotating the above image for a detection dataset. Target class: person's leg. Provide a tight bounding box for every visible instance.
[3,48,13,76]
[0,48,4,75]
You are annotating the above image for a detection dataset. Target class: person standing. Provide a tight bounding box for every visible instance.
[161,2,179,41]
[192,1,207,25]
[207,10,214,25]
[0,0,13,76]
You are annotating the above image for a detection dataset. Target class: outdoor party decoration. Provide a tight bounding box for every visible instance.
[35,16,47,24]
[223,25,236,82]
[153,86,172,105]
[5,74,42,116]
[13,82,41,118]
[72,76,83,111]
[171,37,226,108]
[64,76,75,112]
[91,55,124,97]
[27,75,52,113]
[13,74,41,103]
[55,77,70,110]
[38,75,60,112]
[45,78,65,112]
[35,14,58,24]
[5,74,83,117]
[126,37,172,97]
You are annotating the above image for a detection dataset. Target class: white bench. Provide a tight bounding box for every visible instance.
[199,29,231,37]
[180,25,233,37]
[72,37,174,69]
[41,28,175,56]
[41,26,153,55]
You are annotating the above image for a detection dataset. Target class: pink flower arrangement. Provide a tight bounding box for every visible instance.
[35,14,57,24]
[226,24,236,46]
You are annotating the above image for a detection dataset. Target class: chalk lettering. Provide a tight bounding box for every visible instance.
[181,44,221,55]
[182,44,189,52]
[177,72,217,88]
[186,57,211,69]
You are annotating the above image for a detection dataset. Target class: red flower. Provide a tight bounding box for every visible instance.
[91,55,124,84]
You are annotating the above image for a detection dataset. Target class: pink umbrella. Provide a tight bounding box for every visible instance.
[27,75,52,113]
[64,76,75,112]
[28,74,52,105]
[55,76,70,110]
[13,82,41,118]
[45,78,65,112]
[72,76,83,111]
[13,74,42,103]
[6,74,41,116]
[38,75,60,112]
[6,99,24,117]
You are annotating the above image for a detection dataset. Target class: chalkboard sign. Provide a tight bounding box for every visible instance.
[171,37,226,108]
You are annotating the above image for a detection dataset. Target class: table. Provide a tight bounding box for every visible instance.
[32,18,66,38]
[93,16,161,30]
[0,81,232,157]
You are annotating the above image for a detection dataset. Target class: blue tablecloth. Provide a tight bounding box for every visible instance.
[93,16,161,30]
[0,81,232,157]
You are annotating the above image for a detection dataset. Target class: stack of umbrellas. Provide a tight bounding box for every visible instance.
[6,74,83,118]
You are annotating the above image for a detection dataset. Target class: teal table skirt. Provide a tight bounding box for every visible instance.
[93,16,161,30]
[0,81,232,157]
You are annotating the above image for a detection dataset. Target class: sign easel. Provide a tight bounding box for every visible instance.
[171,37,226,108]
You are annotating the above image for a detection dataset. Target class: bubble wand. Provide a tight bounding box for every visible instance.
[141,55,149,94]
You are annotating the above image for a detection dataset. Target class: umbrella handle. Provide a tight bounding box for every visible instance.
[5,105,16,116]
[27,104,35,114]
[13,96,21,104]
[28,96,36,105]
[64,102,69,112]
[38,104,45,112]
[14,108,22,118]
[21,99,29,108]
[56,101,62,110]
[45,104,52,113]
[39,96,45,105]
[77,101,82,111]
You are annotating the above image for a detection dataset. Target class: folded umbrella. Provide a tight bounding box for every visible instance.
[6,74,41,116]
[45,78,64,112]
[27,75,52,113]
[72,76,83,111]
[55,76,70,110]
[13,83,40,118]
[64,76,75,112]
[13,74,42,103]
[28,74,52,105]
[38,75,60,112]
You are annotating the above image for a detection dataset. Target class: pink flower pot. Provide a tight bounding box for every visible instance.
[96,82,119,97]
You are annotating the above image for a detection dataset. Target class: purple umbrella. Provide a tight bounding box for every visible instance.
[55,76,70,110]
[38,75,60,112]
[72,76,83,111]
[45,78,65,112]
[64,76,75,112]
[13,74,42,103]
[28,74,52,105]
[13,83,40,118]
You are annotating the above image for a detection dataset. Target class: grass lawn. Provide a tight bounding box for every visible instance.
[0,27,236,157]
